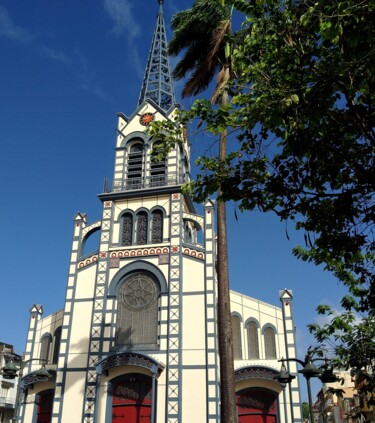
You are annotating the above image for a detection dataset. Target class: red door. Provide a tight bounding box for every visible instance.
[36,389,54,423]
[112,374,152,423]
[237,388,278,423]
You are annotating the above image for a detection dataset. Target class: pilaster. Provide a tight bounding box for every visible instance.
[165,192,183,423]
[203,200,220,422]
[81,200,112,423]
[279,289,302,423]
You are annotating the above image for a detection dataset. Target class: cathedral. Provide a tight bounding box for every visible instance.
[17,2,302,422]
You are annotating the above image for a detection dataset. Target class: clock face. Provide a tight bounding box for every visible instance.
[139,113,154,125]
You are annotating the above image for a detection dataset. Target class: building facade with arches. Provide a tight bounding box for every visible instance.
[18,2,301,423]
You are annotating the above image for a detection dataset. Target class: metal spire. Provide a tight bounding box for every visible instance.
[138,0,176,112]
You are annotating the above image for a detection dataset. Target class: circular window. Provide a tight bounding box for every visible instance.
[122,274,157,310]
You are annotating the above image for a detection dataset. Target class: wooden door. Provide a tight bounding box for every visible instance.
[237,388,278,423]
[112,374,152,423]
[36,389,54,423]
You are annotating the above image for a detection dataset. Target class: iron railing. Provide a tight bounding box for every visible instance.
[103,173,184,193]
[0,396,15,408]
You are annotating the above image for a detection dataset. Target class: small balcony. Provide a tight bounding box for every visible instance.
[103,173,184,193]
[0,396,15,409]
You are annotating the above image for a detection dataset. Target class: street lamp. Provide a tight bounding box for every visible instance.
[1,358,53,422]
[274,353,338,423]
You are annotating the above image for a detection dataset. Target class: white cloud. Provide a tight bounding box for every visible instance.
[42,47,71,64]
[103,0,144,79]
[0,5,31,42]
[103,0,140,40]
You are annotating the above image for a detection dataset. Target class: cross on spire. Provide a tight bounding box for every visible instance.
[138,0,176,112]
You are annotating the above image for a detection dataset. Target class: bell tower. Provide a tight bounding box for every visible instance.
[65,1,218,421]
[104,0,190,198]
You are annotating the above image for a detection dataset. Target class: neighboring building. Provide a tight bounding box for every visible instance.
[0,342,21,423]
[17,1,301,422]
[316,370,370,423]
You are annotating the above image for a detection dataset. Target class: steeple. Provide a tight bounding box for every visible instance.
[138,0,176,112]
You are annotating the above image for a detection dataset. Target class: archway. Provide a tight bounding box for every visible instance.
[236,387,278,423]
[111,373,153,423]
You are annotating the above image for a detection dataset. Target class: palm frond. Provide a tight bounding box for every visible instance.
[211,67,227,103]
[207,19,231,66]
[168,0,230,97]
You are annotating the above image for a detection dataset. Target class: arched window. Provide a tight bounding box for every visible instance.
[264,327,277,359]
[127,142,144,189]
[232,315,242,360]
[40,334,52,363]
[151,210,163,243]
[52,327,62,365]
[116,273,160,349]
[121,213,133,246]
[36,389,54,423]
[150,141,166,187]
[184,221,192,244]
[247,321,259,359]
[136,212,148,245]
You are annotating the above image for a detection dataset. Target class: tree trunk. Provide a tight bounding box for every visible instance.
[217,65,236,423]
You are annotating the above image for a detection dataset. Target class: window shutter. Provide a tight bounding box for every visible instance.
[232,315,242,360]
[136,212,148,245]
[247,322,259,359]
[151,210,163,243]
[264,327,277,359]
[121,213,133,246]
[40,335,51,362]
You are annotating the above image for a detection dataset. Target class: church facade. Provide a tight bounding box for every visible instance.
[17,2,302,422]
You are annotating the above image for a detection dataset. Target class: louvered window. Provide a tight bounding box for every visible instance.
[150,142,166,187]
[232,315,242,360]
[121,213,133,246]
[184,221,192,243]
[151,210,163,243]
[116,273,159,348]
[127,143,144,189]
[136,212,148,245]
[264,327,277,359]
[247,322,259,359]
[40,335,52,363]
[52,327,62,365]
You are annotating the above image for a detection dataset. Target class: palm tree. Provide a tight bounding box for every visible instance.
[168,1,236,422]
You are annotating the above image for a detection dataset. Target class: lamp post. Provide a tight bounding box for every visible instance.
[274,353,338,423]
[1,358,52,423]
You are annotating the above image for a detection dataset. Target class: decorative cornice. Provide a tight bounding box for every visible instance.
[182,247,205,261]
[234,366,279,382]
[98,352,164,374]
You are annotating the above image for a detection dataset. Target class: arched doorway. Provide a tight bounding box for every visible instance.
[112,373,153,423]
[35,389,54,423]
[236,387,278,423]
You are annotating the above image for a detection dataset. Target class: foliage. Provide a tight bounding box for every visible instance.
[150,0,374,402]
[301,402,309,420]
[309,308,375,416]
[152,0,374,309]
[168,0,231,98]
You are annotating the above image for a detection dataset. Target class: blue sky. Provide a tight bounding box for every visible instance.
[0,0,348,402]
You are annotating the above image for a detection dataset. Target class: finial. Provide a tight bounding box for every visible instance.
[158,0,164,4]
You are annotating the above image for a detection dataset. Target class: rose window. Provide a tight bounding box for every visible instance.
[122,274,156,310]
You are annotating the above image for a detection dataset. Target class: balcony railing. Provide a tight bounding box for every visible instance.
[103,173,184,193]
[0,396,15,409]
